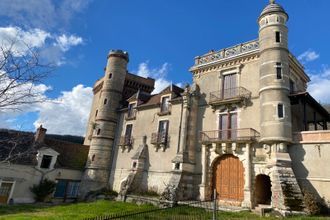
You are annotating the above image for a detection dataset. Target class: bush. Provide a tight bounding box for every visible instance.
[30,178,56,202]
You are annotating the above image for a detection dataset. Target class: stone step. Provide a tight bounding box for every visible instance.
[253,204,273,216]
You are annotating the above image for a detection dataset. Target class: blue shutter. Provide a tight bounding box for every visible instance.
[54,180,67,198]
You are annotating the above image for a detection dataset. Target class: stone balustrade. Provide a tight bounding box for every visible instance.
[194,40,259,66]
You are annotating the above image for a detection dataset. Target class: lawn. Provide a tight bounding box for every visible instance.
[0,200,329,220]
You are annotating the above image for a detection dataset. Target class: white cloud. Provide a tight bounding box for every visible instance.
[308,67,330,104]
[0,0,92,31]
[0,26,50,56]
[33,84,93,136]
[55,34,83,52]
[136,62,180,94]
[298,49,320,63]
[0,26,84,65]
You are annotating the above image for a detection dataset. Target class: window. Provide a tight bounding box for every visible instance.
[125,124,133,139]
[276,62,282,79]
[91,154,95,162]
[175,163,180,170]
[97,129,101,135]
[109,73,112,79]
[219,109,237,140]
[132,161,137,168]
[127,103,136,118]
[95,110,98,117]
[222,73,237,99]
[40,155,52,169]
[275,31,281,43]
[278,104,284,118]
[290,80,295,93]
[54,180,80,200]
[160,96,170,113]
[104,99,107,105]
[158,120,169,142]
[0,182,14,204]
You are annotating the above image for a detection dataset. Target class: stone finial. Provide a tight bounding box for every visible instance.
[269,0,275,4]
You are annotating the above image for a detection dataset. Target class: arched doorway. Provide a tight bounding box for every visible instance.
[254,174,272,205]
[212,154,244,203]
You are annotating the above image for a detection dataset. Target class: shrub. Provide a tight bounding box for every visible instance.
[30,178,56,202]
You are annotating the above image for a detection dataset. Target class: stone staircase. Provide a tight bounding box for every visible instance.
[253,204,273,216]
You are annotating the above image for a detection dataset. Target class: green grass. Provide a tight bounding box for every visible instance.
[0,200,153,220]
[0,200,329,220]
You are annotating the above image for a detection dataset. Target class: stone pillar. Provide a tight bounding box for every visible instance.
[242,143,252,208]
[199,144,208,200]
[179,94,189,153]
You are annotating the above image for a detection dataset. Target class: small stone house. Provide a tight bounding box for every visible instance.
[0,126,89,204]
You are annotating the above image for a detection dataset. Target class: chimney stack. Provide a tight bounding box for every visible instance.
[35,125,47,143]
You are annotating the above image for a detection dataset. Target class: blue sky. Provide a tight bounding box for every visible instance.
[0,0,330,136]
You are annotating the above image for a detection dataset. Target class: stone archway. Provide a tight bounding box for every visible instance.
[212,154,244,204]
[254,174,272,205]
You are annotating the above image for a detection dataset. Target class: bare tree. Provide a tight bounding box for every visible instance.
[0,40,54,111]
[0,39,54,163]
[0,129,37,164]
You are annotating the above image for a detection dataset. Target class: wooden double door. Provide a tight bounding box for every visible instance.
[213,155,244,203]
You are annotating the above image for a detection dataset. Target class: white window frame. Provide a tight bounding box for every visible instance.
[274,62,283,80]
[36,148,59,170]
[0,180,15,204]
[160,95,171,113]
[127,102,137,118]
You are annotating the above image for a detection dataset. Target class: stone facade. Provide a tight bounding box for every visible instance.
[81,0,330,213]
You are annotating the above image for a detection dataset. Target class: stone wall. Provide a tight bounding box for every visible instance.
[0,164,82,203]
[290,133,330,202]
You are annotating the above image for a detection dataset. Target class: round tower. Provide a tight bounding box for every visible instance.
[82,50,129,193]
[258,0,292,144]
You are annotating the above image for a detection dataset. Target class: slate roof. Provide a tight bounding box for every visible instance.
[125,84,184,109]
[0,129,89,170]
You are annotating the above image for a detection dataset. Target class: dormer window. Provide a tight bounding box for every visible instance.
[126,102,137,120]
[160,96,170,113]
[40,155,53,169]
[36,148,59,170]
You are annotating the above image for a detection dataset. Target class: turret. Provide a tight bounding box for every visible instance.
[80,50,129,195]
[258,0,292,144]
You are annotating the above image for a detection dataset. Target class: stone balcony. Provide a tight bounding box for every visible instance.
[209,87,251,106]
[200,128,260,144]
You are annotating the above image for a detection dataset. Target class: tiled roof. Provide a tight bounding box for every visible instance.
[0,129,89,170]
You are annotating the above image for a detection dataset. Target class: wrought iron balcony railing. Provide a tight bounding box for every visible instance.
[118,136,134,147]
[209,87,251,105]
[200,128,260,144]
[151,132,168,145]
